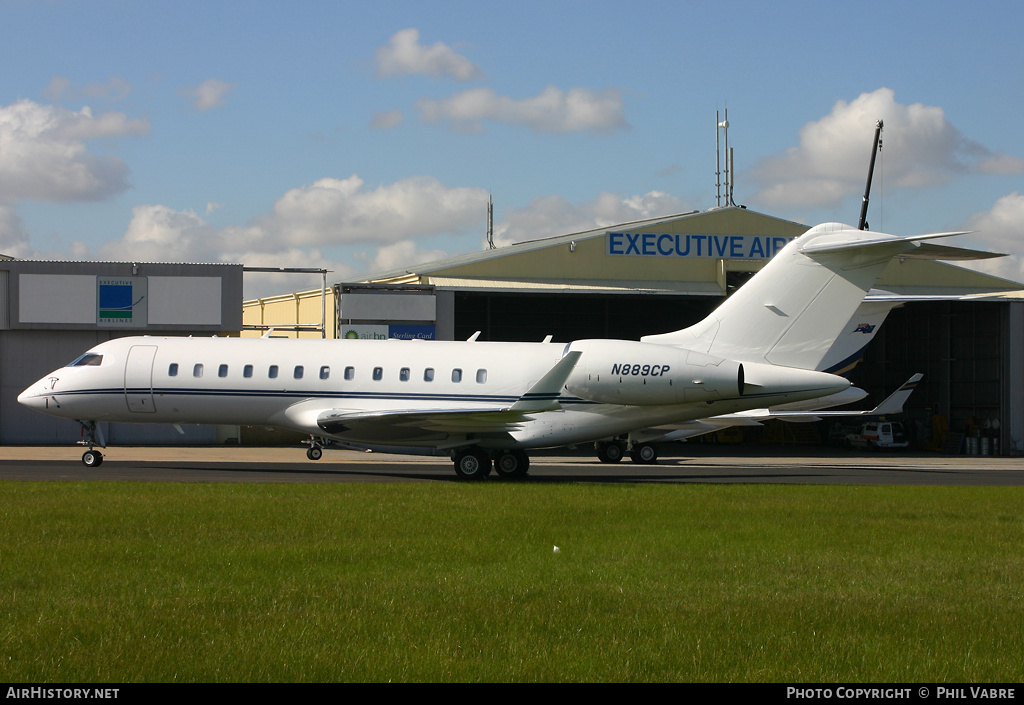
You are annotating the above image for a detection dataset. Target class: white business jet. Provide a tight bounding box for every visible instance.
[18,223,973,479]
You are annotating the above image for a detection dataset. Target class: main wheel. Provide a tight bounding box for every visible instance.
[495,450,530,478]
[454,448,492,480]
[629,443,658,464]
[82,450,103,467]
[596,441,625,463]
[306,446,323,461]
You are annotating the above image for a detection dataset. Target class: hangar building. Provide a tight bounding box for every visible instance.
[244,206,1024,454]
[1,259,243,445]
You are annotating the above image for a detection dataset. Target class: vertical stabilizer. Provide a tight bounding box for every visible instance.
[641,223,952,370]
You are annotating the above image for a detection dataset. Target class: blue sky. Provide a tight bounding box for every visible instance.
[2,0,1023,296]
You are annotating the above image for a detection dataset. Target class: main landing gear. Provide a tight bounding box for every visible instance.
[452,447,530,480]
[77,420,105,467]
[595,440,659,465]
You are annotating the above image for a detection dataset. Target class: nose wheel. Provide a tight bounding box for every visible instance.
[76,420,106,467]
[303,435,327,460]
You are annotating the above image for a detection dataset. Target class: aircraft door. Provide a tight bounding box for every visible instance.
[124,345,158,413]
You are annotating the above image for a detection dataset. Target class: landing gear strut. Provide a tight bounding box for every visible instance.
[77,420,104,467]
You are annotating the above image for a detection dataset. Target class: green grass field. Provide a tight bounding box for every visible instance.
[1,481,1022,682]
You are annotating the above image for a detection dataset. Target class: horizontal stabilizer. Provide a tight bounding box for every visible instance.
[895,243,1004,261]
[798,229,971,255]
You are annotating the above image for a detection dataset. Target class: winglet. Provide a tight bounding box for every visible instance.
[511,351,582,412]
[869,373,924,415]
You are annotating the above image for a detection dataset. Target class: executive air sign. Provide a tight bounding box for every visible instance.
[607,232,793,259]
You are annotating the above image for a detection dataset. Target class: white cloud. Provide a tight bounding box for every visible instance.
[375,28,483,81]
[260,174,488,247]
[43,76,71,101]
[94,175,489,295]
[180,79,237,111]
[416,85,627,134]
[977,153,1024,175]
[361,239,450,275]
[0,205,33,258]
[99,204,215,262]
[227,248,360,299]
[956,192,1024,283]
[44,76,131,102]
[82,77,132,101]
[749,88,1024,210]
[492,190,688,247]
[370,109,403,130]
[0,99,149,203]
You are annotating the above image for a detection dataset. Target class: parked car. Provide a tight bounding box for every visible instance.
[846,421,909,450]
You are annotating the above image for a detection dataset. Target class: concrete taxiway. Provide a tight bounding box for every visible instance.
[0,445,1021,485]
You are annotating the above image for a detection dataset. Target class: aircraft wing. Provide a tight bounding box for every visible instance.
[314,351,583,445]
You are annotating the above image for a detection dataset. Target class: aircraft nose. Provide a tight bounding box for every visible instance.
[18,379,51,411]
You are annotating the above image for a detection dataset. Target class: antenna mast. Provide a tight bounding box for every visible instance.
[715,110,722,206]
[857,120,884,231]
[486,193,495,249]
[716,109,734,207]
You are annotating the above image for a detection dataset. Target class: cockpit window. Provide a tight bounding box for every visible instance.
[68,353,103,367]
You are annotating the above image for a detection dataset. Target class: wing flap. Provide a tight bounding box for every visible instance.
[317,407,532,436]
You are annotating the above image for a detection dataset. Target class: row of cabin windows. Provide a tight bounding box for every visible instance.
[167,363,488,384]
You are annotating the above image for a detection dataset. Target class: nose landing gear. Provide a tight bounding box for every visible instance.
[304,435,328,460]
[76,420,105,467]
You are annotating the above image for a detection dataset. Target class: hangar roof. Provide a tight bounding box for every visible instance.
[364,206,1023,298]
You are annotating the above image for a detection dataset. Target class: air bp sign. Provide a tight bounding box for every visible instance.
[97,276,148,328]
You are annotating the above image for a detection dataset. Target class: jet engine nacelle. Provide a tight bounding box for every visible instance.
[565,339,742,405]
[565,339,850,407]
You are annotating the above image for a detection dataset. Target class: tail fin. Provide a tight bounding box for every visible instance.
[642,223,971,370]
[868,373,924,415]
[817,300,901,374]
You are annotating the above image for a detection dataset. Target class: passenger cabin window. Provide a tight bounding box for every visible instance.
[319,366,330,380]
[400,367,410,382]
[373,367,383,381]
[424,368,435,382]
[344,366,355,380]
[218,364,228,378]
[243,365,253,378]
[476,369,487,384]
[269,365,279,379]
[168,363,178,377]
[294,365,304,379]
[193,363,204,378]
[451,368,462,383]
[68,353,103,367]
